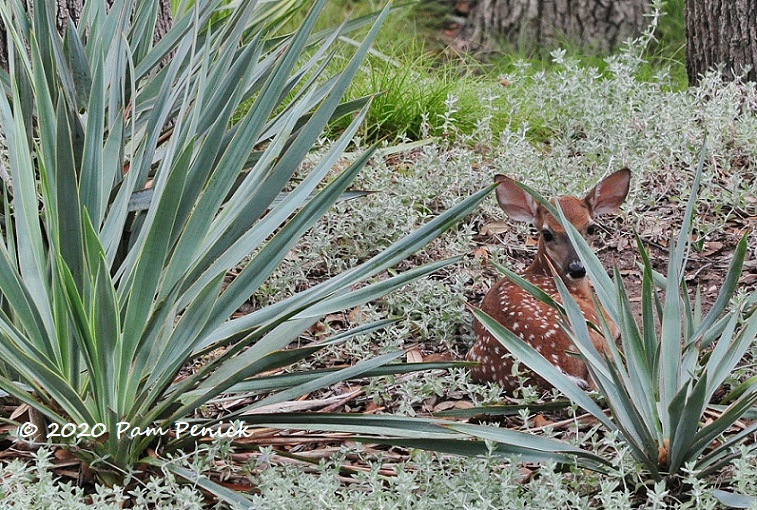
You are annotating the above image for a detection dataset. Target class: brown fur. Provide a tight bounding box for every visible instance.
[468,169,631,392]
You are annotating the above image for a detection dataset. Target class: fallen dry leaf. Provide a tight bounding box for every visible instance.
[432,401,457,412]
[423,352,457,362]
[472,246,489,264]
[533,414,553,428]
[406,348,423,364]
[479,220,510,236]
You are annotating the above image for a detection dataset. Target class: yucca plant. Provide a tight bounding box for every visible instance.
[0,3,634,502]
[471,144,757,501]
[0,0,510,487]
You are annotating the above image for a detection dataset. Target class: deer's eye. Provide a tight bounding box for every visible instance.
[541,229,554,242]
[587,224,599,235]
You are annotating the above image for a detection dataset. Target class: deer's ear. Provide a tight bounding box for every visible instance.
[494,174,538,223]
[584,168,631,216]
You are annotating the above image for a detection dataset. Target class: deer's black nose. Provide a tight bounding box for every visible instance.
[568,261,586,279]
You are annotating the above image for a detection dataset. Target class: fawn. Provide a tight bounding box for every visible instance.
[468,169,631,392]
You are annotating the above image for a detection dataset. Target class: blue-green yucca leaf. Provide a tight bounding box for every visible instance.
[78,46,110,229]
[172,342,332,408]
[138,275,227,405]
[720,375,757,406]
[675,139,706,280]
[210,143,377,323]
[188,259,468,403]
[133,2,394,426]
[0,2,31,73]
[116,55,201,330]
[156,316,320,423]
[0,322,95,426]
[130,0,171,64]
[242,0,308,39]
[695,418,757,476]
[553,276,660,474]
[435,399,573,418]
[246,412,460,439]
[635,232,662,374]
[153,21,345,298]
[367,436,605,470]
[256,14,357,136]
[704,311,750,398]
[226,361,467,396]
[201,3,390,257]
[231,350,406,417]
[202,184,494,349]
[29,2,57,97]
[84,220,120,398]
[551,276,608,377]
[667,374,710,473]
[118,141,193,350]
[194,35,266,140]
[296,257,460,320]
[62,20,92,109]
[446,422,612,471]
[0,371,65,420]
[712,489,757,509]
[657,145,707,439]
[555,283,654,452]
[695,235,748,349]
[239,411,609,472]
[206,319,399,394]
[0,67,54,340]
[125,186,372,217]
[610,268,660,439]
[0,239,51,355]
[42,6,86,115]
[81,0,132,90]
[692,400,757,476]
[126,34,194,190]
[490,259,565,314]
[261,94,375,145]
[55,251,113,421]
[172,258,465,416]
[149,462,256,509]
[53,101,87,290]
[174,87,355,304]
[133,0,222,80]
[593,361,662,476]
[473,308,614,429]
[158,90,249,273]
[688,315,757,459]
[97,116,127,261]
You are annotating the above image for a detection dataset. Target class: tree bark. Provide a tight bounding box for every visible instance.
[459,0,649,54]
[0,0,173,70]
[685,0,757,85]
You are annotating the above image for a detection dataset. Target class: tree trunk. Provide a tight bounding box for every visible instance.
[685,0,757,85]
[0,0,172,70]
[459,0,649,54]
